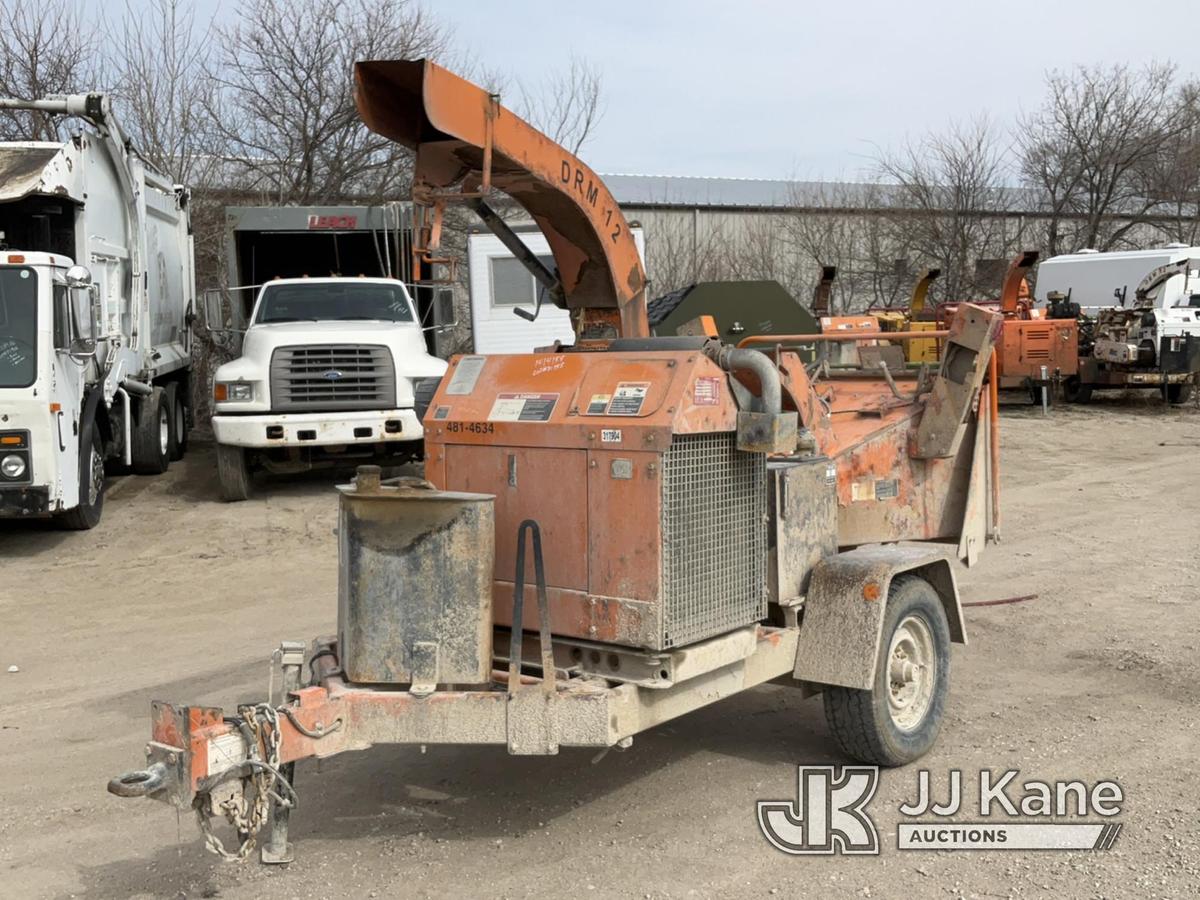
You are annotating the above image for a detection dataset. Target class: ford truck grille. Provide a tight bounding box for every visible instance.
[269,344,396,412]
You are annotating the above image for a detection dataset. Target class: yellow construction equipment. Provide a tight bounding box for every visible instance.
[871,268,942,364]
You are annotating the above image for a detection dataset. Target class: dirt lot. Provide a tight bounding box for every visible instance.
[2,398,1199,899]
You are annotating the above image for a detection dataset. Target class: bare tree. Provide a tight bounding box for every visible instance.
[204,0,450,204]
[1018,63,1187,254]
[783,182,908,312]
[107,0,216,188]
[514,56,603,155]
[1145,78,1200,245]
[875,116,1014,300]
[0,0,100,140]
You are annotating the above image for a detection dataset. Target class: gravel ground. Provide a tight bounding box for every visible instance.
[1,398,1198,899]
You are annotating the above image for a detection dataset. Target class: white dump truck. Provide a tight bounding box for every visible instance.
[209,276,447,500]
[0,94,194,528]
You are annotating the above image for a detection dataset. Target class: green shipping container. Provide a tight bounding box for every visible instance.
[647,280,817,361]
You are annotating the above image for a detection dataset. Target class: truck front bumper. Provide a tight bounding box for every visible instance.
[0,485,50,518]
[212,409,423,449]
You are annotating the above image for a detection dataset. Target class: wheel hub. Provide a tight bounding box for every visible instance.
[159,406,170,456]
[87,445,103,505]
[887,614,935,732]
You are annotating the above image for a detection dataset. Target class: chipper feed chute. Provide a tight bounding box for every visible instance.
[106,57,1006,866]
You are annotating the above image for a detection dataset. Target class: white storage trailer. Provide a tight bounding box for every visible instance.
[0,94,194,528]
[467,223,644,353]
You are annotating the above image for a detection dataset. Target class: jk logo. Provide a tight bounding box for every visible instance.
[757,766,881,855]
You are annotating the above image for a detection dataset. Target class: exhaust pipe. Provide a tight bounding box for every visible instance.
[704,343,795,453]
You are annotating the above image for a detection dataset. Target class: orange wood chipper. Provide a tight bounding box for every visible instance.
[106,58,1005,864]
[937,251,1079,404]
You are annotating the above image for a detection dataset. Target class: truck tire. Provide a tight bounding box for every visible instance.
[1064,377,1092,404]
[131,387,171,475]
[822,575,951,767]
[216,443,253,502]
[59,423,105,530]
[413,376,442,424]
[166,381,188,460]
[1163,382,1192,405]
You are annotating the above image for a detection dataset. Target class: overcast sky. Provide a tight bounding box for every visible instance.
[436,0,1195,180]
[109,0,1196,181]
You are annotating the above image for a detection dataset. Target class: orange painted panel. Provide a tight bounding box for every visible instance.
[443,444,589,592]
[587,450,662,603]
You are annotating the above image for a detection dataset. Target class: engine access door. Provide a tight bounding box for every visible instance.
[443,444,589,592]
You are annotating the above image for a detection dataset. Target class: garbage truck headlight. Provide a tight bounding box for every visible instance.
[0,454,26,479]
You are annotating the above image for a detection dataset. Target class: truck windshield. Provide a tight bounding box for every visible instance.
[0,266,37,388]
[255,282,416,324]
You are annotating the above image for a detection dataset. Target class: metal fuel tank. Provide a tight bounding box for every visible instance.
[337,466,495,688]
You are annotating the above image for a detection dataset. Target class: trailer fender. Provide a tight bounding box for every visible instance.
[792,543,965,690]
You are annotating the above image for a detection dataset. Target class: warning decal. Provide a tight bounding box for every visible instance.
[432,405,451,420]
[585,393,612,415]
[606,382,650,416]
[488,393,559,422]
[693,376,721,406]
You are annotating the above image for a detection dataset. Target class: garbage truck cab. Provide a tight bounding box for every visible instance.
[0,94,195,529]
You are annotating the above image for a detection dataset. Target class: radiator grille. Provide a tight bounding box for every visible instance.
[661,432,767,648]
[269,344,396,412]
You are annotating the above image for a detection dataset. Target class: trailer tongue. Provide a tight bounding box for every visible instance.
[107,58,1004,864]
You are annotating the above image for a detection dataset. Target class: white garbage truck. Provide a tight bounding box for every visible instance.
[0,94,194,528]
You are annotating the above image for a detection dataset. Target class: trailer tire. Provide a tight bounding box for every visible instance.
[166,382,188,460]
[1163,382,1192,405]
[1064,377,1092,404]
[216,443,253,502]
[822,575,951,767]
[59,424,105,530]
[131,387,171,475]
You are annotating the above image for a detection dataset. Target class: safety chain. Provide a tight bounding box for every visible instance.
[196,703,297,861]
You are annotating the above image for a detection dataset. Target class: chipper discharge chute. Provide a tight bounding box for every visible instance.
[107,58,1005,864]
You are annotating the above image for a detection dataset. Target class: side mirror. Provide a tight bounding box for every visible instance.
[201,288,244,335]
[422,287,458,333]
[65,266,98,355]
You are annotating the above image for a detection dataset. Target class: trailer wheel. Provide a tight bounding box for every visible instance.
[822,575,951,767]
[216,443,253,502]
[1064,377,1092,404]
[166,382,188,460]
[1163,382,1192,405]
[131,387,171,475]
[59,423,105,530]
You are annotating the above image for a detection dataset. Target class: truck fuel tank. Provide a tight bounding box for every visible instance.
[337,466,495,689]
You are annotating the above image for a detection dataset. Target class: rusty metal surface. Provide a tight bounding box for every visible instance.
[914,304,1002,459]
[735,409,799,454]
[767,458,838,604]
[792,543,962,690]
[125,626,803,806]
[337,475,495,686]
[354,59,648,339]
